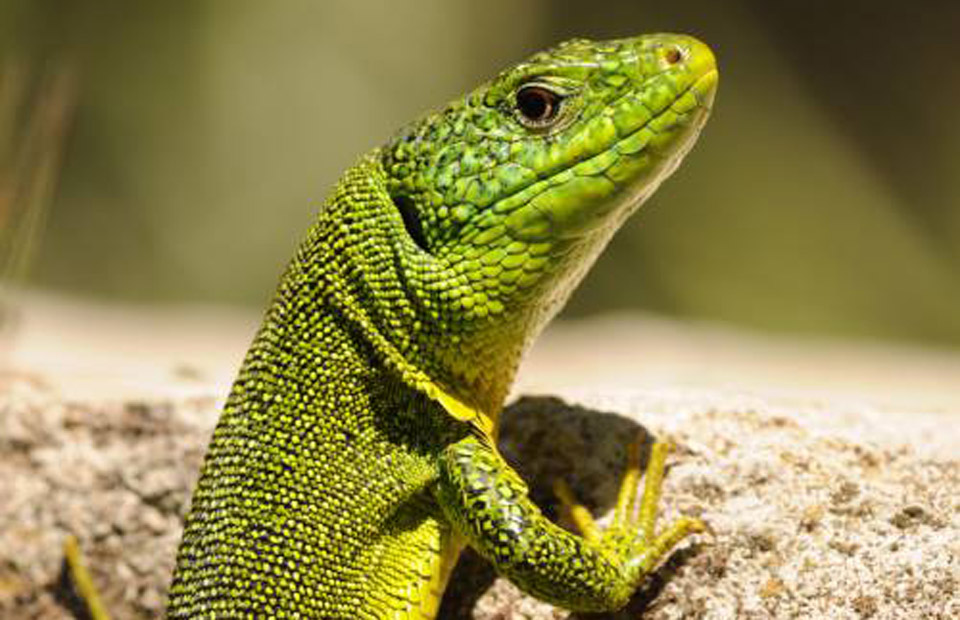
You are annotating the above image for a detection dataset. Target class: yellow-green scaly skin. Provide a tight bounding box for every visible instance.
[167,34,718,618]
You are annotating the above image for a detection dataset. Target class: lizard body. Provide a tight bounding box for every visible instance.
[168,33,717,618]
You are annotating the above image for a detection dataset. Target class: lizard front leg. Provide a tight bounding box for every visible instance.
[434,435,703,612]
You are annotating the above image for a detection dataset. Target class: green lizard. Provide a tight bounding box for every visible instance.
[167,33,717,618]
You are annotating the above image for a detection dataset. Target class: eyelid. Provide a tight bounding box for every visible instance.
[515,77,578,98]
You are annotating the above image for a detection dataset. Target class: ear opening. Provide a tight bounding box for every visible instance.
[393,193,431,253]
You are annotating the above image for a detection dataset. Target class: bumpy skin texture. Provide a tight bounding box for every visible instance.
[167,34,717,618]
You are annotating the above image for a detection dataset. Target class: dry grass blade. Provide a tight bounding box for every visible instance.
[0,58,78,337]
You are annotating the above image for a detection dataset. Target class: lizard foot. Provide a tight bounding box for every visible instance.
[554,436,705,581]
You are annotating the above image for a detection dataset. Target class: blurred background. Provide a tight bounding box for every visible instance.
[2,0,960,348]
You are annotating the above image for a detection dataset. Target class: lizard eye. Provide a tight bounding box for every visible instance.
[515,85,563,128]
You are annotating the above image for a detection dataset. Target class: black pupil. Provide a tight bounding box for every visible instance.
[517,87,557,122]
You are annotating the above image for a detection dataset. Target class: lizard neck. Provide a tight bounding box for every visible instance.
[275,154,524,427]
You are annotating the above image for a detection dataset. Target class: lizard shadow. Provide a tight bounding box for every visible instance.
[438,395,701,619]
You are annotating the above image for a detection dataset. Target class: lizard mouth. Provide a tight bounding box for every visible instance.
[502,67,717,244]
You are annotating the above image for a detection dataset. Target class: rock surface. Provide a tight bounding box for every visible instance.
[1,294,958,618]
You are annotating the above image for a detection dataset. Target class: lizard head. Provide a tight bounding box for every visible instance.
[379,34,717,410]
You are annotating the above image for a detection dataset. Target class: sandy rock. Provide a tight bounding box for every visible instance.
[1,295,957,618]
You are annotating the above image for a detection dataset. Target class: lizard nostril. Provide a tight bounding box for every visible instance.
[664,46,683,65]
